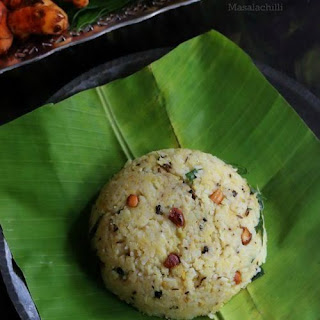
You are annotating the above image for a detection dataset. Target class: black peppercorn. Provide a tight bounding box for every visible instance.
[202,246,209,254]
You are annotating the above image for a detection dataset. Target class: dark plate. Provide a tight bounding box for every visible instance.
[1,48,319,320]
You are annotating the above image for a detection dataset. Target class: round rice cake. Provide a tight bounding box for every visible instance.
[90,149,267,319]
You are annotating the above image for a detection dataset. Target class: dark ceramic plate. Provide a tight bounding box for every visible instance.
[0,48,319,320]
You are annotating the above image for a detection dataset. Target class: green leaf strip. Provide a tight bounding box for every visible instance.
[96,87,134,160]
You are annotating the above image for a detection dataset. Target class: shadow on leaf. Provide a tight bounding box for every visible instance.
[67,193,105,290]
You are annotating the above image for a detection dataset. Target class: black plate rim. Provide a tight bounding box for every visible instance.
[255,61,320,116]
[48,47,171,103]
[0,227,40,320]
[49,49,320,138]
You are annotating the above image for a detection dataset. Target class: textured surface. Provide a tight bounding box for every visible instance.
[0,30,319,320]
[91,149,266,319]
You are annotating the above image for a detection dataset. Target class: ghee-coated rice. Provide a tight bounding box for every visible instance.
[90,149,267,319]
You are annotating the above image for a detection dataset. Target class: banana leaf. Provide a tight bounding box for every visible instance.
[0,30,320,320]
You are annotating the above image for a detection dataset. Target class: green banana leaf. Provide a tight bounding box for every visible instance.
[1,30,320,320]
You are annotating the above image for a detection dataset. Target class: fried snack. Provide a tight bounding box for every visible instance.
[2,0,25,10]
[0,1,13,55]
[8,0,68,38]
[64,0,89,9]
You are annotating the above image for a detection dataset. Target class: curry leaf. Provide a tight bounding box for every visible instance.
[58,0,134,31]
[255,212,264,238]
[229,163,248,175]
[250,186,265,211]
[185,168,200,182]
[251,267,265,282]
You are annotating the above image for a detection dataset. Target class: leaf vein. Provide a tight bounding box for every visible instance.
[96,87,134,160]
[146,65,181,148]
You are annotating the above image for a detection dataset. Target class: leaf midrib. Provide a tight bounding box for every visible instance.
[96,87,134,160]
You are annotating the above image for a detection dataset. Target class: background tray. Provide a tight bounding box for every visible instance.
[0,0,199,75]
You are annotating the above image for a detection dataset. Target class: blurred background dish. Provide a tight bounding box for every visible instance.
[0,0,199,73]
